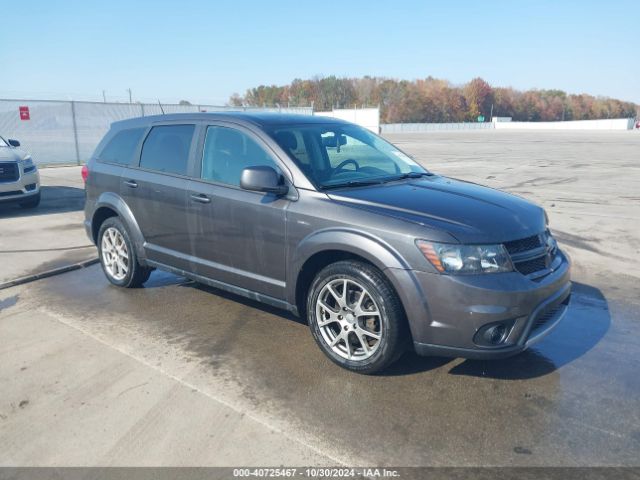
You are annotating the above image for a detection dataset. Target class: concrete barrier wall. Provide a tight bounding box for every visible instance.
[381,118,634,133]
[381,122,493,133]
[494,118,634,130]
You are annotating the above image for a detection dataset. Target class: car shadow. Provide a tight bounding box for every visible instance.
[186,281,308,327]
[382,352,455,375]
[142,269,308,326]
[0,185,84,218]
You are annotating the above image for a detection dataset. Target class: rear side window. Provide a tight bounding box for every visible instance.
[140,124,195,175]
[99,128,146,165]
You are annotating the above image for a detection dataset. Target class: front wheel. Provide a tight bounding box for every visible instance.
[98,217,151,288]
[307,260,408,374]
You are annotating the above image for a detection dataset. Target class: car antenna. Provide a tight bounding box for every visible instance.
[157,99,165,114]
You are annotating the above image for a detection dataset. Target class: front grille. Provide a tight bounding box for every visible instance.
[515,255,548,275]
[504,234,542,254]
[0,162,19,182]
[530,294,570,336]
[504,231,556,277]
[532,305,561,333]
[0,190,22,197]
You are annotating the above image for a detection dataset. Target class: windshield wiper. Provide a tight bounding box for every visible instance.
[321,172,434,190]
[320,179,384,190]
[382,171,434,183]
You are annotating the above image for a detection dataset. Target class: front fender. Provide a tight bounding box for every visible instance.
[289,228,433,344]
[288,227,411,304]
[93,192,148,263]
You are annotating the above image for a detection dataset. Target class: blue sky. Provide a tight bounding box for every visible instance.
[1,0,638,104]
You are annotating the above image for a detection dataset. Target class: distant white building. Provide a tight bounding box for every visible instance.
[314,108,380,133]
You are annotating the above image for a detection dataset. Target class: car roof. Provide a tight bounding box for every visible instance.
[111,112,350,130]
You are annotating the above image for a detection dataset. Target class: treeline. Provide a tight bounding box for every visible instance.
[229,76,638,123]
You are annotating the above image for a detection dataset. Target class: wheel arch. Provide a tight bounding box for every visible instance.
[290,228,411,320]
[91,192,147,263]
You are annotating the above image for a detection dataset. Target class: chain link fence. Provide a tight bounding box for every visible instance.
[0,99,312,165]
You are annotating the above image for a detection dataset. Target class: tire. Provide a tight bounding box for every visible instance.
[97,217,151,288]
[307,260,408,374]
[19,192,40,209]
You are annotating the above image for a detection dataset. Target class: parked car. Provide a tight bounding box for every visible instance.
[83,113,571,373]
[0,136,40,209]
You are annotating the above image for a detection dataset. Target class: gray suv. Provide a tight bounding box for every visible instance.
[84,113,571,373]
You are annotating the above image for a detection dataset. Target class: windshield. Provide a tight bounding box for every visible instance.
[267,123,428,189]
[0,136,8,147]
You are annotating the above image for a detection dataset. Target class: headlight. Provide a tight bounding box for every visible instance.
[22,156,37,172]
[416,240,513,274]
[544,230,558,254]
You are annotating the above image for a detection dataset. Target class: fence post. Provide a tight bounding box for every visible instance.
[140,104,145,117]
[70,101,81,165]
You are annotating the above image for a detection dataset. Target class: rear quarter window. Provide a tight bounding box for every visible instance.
[98,127,146,165]
[139,124,195,176]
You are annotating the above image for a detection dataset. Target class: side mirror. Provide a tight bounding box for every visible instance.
[7,139,20,147]
[240,166,288,196]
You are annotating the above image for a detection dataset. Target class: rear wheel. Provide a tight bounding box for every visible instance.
[98,217,151,288]
[19,192,40,209]
[307,260,408,374]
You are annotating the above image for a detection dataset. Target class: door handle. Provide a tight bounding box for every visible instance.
[190,193,211,204]
[123,180,138,188]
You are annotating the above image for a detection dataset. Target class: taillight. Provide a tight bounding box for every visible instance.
[81,164,89,182]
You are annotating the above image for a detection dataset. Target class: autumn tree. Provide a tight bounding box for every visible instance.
[463,78,493,121]
[231,76,637,123]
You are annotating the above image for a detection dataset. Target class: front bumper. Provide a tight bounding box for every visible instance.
[387,250,571,359]
[0,165,40,203]
[413,283,571,358]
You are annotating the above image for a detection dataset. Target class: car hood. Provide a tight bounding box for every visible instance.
[327,176,546,244]
[0,147,26,162]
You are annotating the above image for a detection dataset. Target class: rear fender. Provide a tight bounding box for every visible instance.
[93,192,147,264]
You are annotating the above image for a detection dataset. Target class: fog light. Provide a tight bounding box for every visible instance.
[485,325,507,345]
[473,320,515,347]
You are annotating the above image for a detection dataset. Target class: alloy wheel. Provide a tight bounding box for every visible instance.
[101,227,129,281]
[316,278,383,361]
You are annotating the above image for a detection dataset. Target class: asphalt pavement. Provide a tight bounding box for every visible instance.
[0,166,96,286]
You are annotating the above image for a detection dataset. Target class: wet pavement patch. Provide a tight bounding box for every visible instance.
[0,294,19,312]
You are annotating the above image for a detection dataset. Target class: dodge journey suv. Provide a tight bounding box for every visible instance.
[83,113,571,373]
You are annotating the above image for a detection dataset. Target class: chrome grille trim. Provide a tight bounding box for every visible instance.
[504,231,557,278]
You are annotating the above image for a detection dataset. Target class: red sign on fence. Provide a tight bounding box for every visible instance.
[19,106,30,121]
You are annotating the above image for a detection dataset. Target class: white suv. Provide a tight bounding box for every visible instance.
[0,136,40,209]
